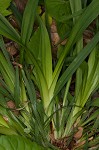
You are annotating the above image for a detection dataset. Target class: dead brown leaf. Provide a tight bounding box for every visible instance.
[7,100,19,115]
[74,127,83,140]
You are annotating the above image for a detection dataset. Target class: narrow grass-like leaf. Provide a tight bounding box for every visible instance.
[21,69,37,111]
[21,0,39,45]
[0,64,14,93]
[52,0,99,95]
[82,109,99,126]
[25,50,50,114]
[0,35,14,73]
[0,52,15,87]
[8,112,26,136]
[0,78,14,96]
[28,28,40,59]
[55,32,99,96]
[14,67,20,107]
[0,4,51,113]
[23,68,37,108]
[59,78,71,136]
[22,70,48,142]
[0,86,13,100]
[10,2,22,27]
[22,69,46,135]
[81,67,99,108]
[87,48,96,78]
[0,13,21,43]
[73,62,88,116]
[37,16,52,89]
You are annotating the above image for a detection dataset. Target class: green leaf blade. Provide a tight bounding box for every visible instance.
[0,13,21,43]
[38,17,53,89]
[0,135,48,150]
[55,32,99,96]
[21,0,39,45]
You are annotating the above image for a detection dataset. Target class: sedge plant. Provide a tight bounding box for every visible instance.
[0,0,99,149]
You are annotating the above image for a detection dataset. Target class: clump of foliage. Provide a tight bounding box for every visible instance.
[0,0,99,149]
